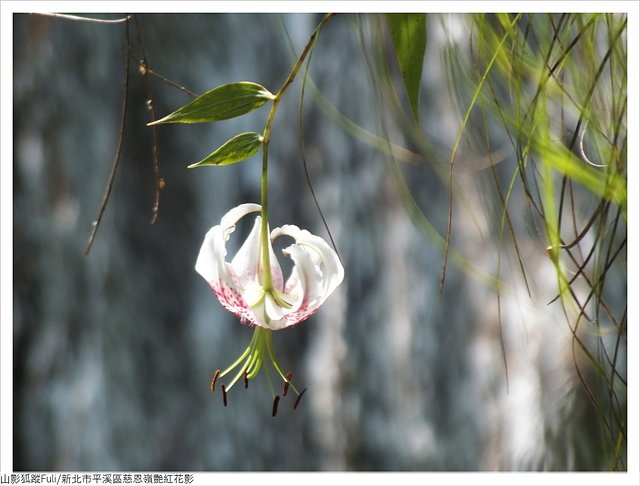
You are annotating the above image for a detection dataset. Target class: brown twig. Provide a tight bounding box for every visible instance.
[131,14,164,224]
[85,18,131,255]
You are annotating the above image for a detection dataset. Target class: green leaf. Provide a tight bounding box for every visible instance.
[541,141,626,209]
[188,132,263,168]
[149,82,275,125]
[386,13,426,121]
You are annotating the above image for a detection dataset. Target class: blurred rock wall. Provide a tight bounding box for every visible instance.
[12,13,621,471]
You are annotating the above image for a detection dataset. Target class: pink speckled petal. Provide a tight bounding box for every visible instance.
[196,205,344,331]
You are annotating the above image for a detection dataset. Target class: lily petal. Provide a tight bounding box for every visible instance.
[196,203,263,326]
[229,214,262,289]
[231,215,284,293]
[196,205,344,331]
[195,203,261,286]
[270,224,345,328]
[264,292,291,328]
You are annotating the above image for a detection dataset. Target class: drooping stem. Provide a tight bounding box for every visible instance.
[275,13,335,103]
[258,13,335,293]
[260,135,273,291]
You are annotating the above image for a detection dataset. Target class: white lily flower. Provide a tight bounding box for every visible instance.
[195,203,344,330]
[196,203,344,414]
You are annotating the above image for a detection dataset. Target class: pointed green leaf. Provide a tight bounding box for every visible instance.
[387,14,426,121]
[188,132,263,168]
[150,82,275,125]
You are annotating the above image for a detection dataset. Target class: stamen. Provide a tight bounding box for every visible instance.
[222,384,228,407]
[293,388,307,410]
[210,369,220,393]
[272,395,280,417]
[244,370,249,389]
[282,371,293,397]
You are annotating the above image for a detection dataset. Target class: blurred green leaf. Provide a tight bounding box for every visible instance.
[188,132,263,168]
[387,13,426,121]
[150,82,275,125]
[542,142,627,211]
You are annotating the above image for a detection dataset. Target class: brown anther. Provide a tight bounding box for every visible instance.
[221,384,228,407]
[138,64,147,75]
[272,395,280,417]
[210,369,220,393]
[293,388,307,410]
[244,370,249,389]
[282,371,293,397]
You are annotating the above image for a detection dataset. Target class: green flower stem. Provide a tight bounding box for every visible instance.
[259,13,335,294]
[259,132,274,293]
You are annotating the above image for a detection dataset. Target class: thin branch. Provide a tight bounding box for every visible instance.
[440,14,521,293]
[297,26,344,269]
[85,19,130,255]
[130,54,198,98]
[131,14,163,224]
[34,13,130,24]
[275,13,335,100]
